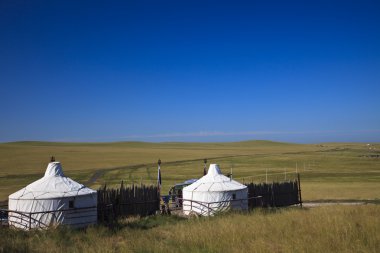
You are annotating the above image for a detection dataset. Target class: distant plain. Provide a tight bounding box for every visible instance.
[0,140,379,202]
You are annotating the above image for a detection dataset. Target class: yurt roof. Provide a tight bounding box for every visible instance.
[9,162,96,200]
[183,164,246,192]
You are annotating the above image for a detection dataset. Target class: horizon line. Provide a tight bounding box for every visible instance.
[1,129,380,144]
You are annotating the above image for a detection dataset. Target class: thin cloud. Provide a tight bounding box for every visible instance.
[122,129,380,139]
[36,129,380,143]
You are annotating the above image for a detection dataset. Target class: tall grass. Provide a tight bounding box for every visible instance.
[1,205,379,253]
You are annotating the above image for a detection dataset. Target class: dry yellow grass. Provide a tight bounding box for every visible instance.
[1,205,379,253]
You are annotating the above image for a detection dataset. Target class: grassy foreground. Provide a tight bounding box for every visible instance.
[1,205,379,253]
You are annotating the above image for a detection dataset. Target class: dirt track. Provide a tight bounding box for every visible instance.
[302,202,367,207]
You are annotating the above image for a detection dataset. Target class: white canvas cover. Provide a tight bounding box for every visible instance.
[8,162,97,229]
[183,164,248,216]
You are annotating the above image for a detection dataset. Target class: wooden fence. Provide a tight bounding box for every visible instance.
[97,182,160,223]
[246,174,302,208]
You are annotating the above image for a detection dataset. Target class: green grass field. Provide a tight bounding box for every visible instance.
[0,140,379,252]
[0,141,379,202]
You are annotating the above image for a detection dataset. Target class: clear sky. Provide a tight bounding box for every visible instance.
[1,0,380,143]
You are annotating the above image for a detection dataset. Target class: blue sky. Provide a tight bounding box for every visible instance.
[1,0,379,143]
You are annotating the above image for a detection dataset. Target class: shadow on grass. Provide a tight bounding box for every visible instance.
[102,214,188,231]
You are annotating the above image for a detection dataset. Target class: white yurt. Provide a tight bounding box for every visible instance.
[182,164,248,216]
[8,161,97,230]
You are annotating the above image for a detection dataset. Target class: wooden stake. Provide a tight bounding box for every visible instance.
[297,173,303,208]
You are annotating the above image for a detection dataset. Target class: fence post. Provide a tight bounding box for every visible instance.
[272,182,275,207]
[297,173,303,208]
[29,213,32,230]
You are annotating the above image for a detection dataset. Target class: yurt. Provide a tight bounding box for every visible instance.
[182,164,248,216]
[8,161,97,230]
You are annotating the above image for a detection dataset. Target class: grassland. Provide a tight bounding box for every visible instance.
[0,140,379,252]
[1,205,379,253]
[0,141,379,201]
